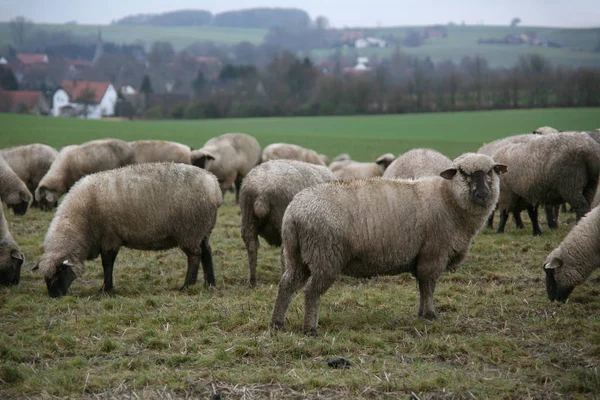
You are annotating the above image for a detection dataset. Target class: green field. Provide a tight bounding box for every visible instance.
[1,109,600,398]
[0,22,268,48]
[311,26,600,68]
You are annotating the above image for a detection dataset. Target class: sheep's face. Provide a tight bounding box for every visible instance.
[0,244,23,286]
[543,252,575,302]
[5,190,30,216]
[35,187,59,211]
[34,259,78,298]
[441,158,507,208]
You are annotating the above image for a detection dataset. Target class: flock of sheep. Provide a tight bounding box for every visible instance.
[1,126,599,335]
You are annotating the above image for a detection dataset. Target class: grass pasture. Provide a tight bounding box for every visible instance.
[1,109,600,398]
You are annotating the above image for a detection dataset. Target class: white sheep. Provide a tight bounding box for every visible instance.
[239,160,335,286]
[383,148,452,179]
[332,154,396,181]
[33,163,223,297]
[544,205,600,302]
[271,153,507,335]
[1,143,58,209]
[0,205,24,286]
[191,133,262,202]
[262,143,326,166]
[0,152,32,215]
[35,138,134,210]
[129,140,191,164]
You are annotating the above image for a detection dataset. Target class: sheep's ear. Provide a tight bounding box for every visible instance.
[191,152,215,169]
[544,258,562,270]
[440,168,457,180]
[375,154,395,169]
[493,164,508,175]
[31,261,40,271]
[20,190,31,202]
[45,192,55,203]
[11,250,24,267]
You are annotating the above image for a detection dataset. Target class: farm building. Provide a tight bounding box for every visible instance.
[0,90,50,115]
[52,80,118,119]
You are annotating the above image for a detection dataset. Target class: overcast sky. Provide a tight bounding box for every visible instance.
[1,0,599,28]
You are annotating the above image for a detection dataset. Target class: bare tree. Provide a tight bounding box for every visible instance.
[9,16,33,48]
[76,87,97,118]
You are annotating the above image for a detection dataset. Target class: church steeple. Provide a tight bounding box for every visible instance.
[92,29,104,64]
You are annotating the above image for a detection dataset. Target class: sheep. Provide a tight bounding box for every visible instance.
[129,140,191,164]
[35,138,134,211]
[262,143,326,166]
[191,133,262,202]
[328,158,353,173]
[382,148,452,179]
[318,154,329,166]
[2,143,58,209]
[533,126,559,135]
[544,205,600,302]
[271,153,507,335]
[477,134,537,231]
[32,163,223,298]
[0,205,24,286]
[492,132,600,236]
[0,152,32,215]
[239,160,336,286]
[332,154,396,181]
[331,153,351,163]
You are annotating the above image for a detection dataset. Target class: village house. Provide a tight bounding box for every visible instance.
[52,80,117,119]
[0,90,50,115]
[16,53,49,65]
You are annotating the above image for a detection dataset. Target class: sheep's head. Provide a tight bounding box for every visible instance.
[35,186,59,211]
[375,153,396,170]
[543,249,577,302]
[5,189,31,216]
[0,242,23,286]
[441,153,507,209]
[33,258,79,298]
[190,149,216,169]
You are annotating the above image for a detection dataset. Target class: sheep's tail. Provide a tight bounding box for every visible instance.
[584,153,600,206]
[253,196,270,219]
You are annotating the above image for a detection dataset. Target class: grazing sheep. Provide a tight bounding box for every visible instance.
[240,160,335,286]
[0,205,24,286]
[271,153,507,335]
[492,132,600,236]
[383,148,452,179]
[328,158,353,173]
[0,153,32,215]
[33,163,223,298]
[544,206,600,302]
[333,154,396,181]
[331,153,351,163]
[35,138,134,211]
[318,154,329,166]
[588,130,600,144]
[191,133,262,202]
[262,143,326,166]
[129,140,191,164]
[533,126,559,135]
[2,144,58,209]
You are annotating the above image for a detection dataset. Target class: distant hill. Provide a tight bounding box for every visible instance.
[112,8,311,30]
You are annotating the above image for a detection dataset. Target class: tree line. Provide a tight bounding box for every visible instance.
[131,49,600,120]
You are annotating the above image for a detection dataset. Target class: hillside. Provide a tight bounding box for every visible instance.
[0,22,598,68]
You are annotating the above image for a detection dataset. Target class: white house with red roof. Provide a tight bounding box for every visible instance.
[52,80,117,119]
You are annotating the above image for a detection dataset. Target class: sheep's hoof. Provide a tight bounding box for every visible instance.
[99,286,113,296]
[272,321,284,331]
[419,311,438,320]
[304,327,319,337]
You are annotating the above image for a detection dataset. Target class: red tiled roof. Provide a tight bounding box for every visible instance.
[196,56,221,64]
[17,53,48,64]
[1,90,44,108]
[65,58,91,67]
[60,80,111,103]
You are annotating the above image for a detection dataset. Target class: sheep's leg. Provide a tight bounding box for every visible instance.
[200,238,215,286]
[100,248,119,293]
[567,194,590,222]
[302,270,337,336]
[181,250,201,290]
[241,217,259,286]
[545,205,558,229]
[527,205,542,236]
[513,212,524,229]
[496,210,509,233]
[271,248,309,331]
[486,211,494,229]
[234,174,244,203]
[417,278,438,320]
